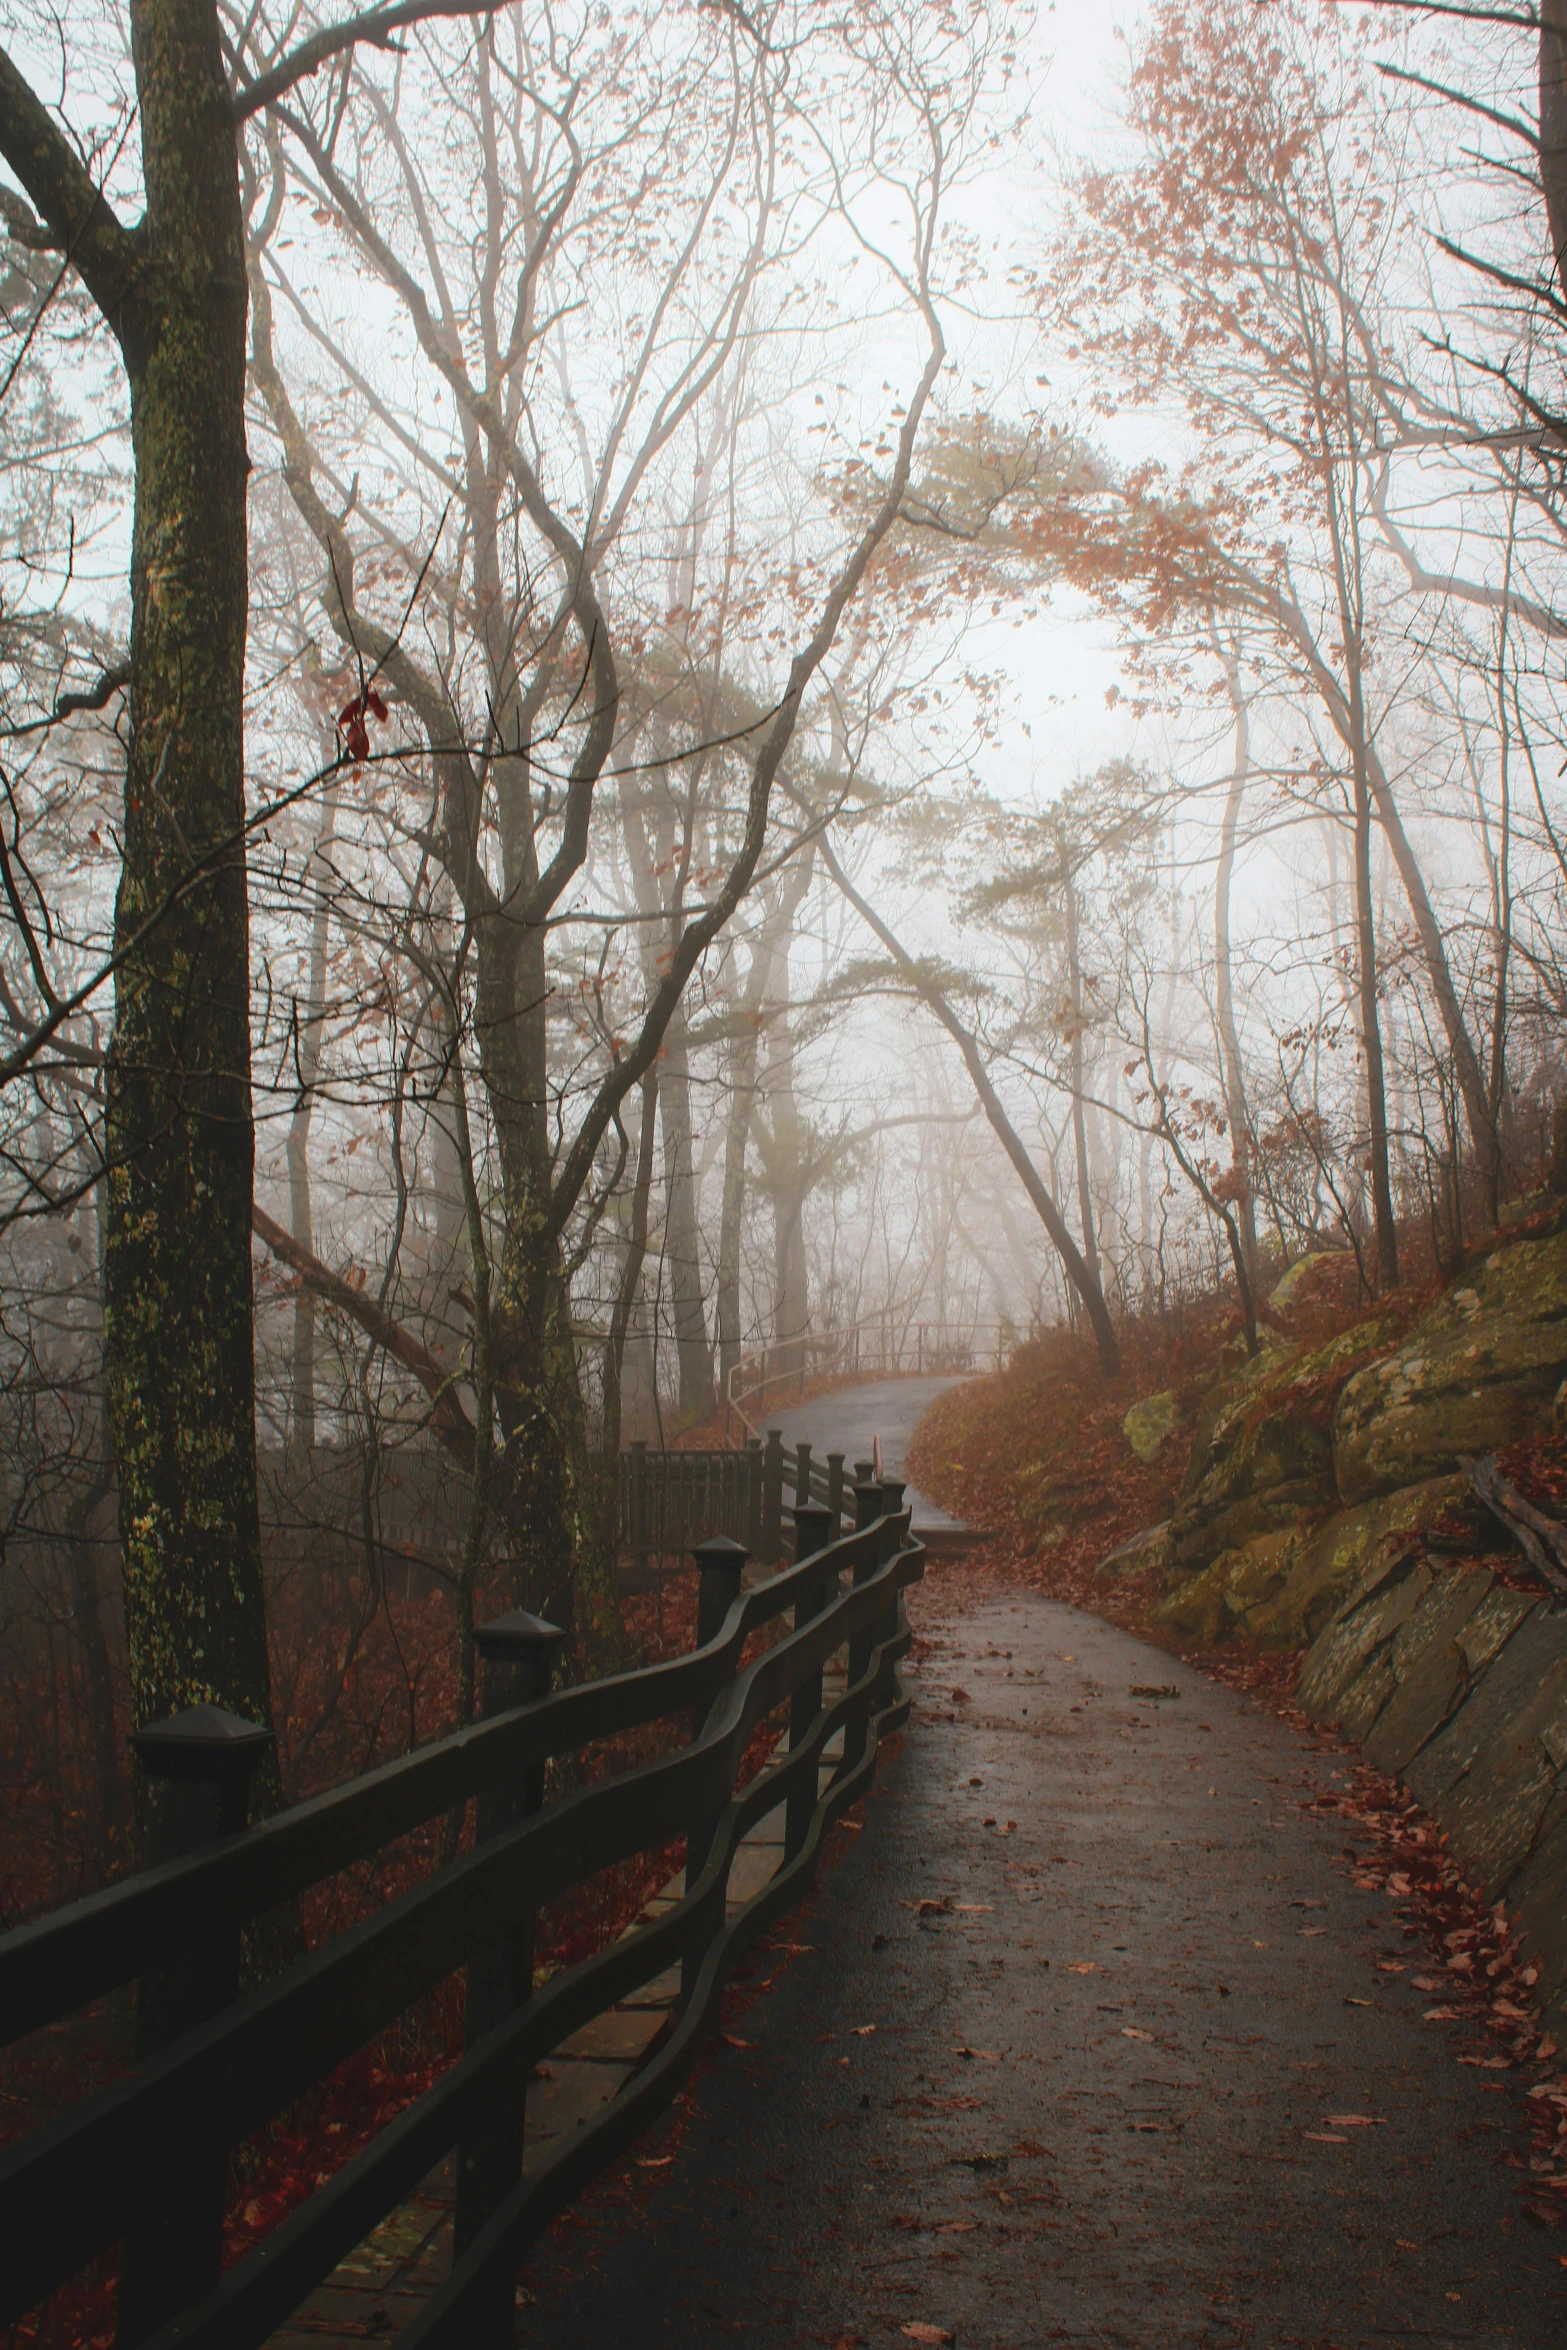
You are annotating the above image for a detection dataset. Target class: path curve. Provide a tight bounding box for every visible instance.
[520,1594,1562,2348]
[760,1372,974,1533]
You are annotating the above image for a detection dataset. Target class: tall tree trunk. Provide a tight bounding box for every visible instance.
[481,897,622,1665]
[717,1012,760,1399]
[1215,652,1260,1282]
[10,0,282,1752]
[1542,1,1567,305]
[1363,737,1499,1222]
[1063,864,1101,1288]
[657,1010,716,1424]
[63,1484,125,1877]
[716,856,814,1395]
[285,774,338,1466]
[602,1072,659,1543]
[1351,749,1400,1292]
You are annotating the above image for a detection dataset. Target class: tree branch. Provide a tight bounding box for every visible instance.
[234,1,497,121]
[817,826,1120,1379]
[0,50,140,339]
[251,1203,476,1465]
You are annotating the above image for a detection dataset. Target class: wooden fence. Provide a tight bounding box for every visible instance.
[618,1434,881,1571]
[0,1476,921,2349]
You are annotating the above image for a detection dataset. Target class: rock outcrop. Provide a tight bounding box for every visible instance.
[1164,1320,1387,1582]
[1298,1551,1567,2035]
[1333,1229,1567,1504]
[1131,1220,1567,1643]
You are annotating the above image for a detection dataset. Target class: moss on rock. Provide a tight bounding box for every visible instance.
[1333,1230,1567,1504]
[1123,1390,1181,1464]
[1167,1319,1387,1580]
[1245,1474,1467,1649]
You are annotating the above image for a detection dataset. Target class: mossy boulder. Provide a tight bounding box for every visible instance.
[1154,1529,1299,1641]
[1123,1390,1180,1464]
[1094,1520,1172,1582]
[1246,1474,1468,1650]
[1168,1319,1387,1579]
[1333,1230,1567,1504]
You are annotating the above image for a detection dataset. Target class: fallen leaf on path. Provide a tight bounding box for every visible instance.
[635,2156,674,2169]
[1306,2132,1348,2144]
[900,2327,954,2346]
[1067,1962,1098,1975]
[954,2045,1001,2061]
[951,1903,994,1914]
[852,2025,877,2037]
[1424,2006,1463,2021]
[1326,2115,1387,2128]
[1343,1996,1372,2008]
[1121,2027,1154,2041]
[1129,1684,1179,1699]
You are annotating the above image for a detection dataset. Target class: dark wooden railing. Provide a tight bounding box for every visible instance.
[616,1434,853,1571]
[0,1480,921,2349]
[617,1440,763,1559]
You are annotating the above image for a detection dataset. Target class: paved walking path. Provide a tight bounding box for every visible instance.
[519,1593,1566,2349]
[765,1373,974,1535]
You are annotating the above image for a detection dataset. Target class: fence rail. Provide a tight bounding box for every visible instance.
[616,1442,762,1557]
[0,1473,922,2350]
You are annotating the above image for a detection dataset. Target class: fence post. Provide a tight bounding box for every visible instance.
[630,1438,650,1580]
[745,1437,762,1552]
[826,1451,845,1535]
[873,1480,907,1715]
[684,1535,749,2004]
[839,1473,891,1778]
[452,1610,565,2334]
[785,1502,835,1859]
[794,1439,813,1509]
[760,1428,785,1566]
[918,1324,924,1375]
[118,1706,274,2349]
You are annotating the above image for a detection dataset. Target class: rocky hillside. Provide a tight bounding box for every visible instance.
[1142,1207,1567,1651]
[916,1198,1567,2045]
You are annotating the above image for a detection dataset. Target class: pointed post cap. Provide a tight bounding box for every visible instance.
[473,1609,567,1665]
[132,1704,274,1783]
[692,1534,749,1580]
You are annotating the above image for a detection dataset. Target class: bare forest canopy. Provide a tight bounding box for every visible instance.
[4,0,1567,1855]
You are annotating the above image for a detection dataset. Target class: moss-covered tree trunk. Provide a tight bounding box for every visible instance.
[29,0,275,1746]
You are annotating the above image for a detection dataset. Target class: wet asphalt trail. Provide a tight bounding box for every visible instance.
[519,1596,1566,2348]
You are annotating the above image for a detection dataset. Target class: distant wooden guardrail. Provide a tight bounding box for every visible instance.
[0,1476,922,2350]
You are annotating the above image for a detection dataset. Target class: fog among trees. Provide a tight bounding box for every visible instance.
[3,0,1566,1899]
